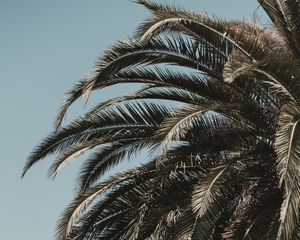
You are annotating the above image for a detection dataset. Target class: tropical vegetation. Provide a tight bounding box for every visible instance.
[23,0,300,239]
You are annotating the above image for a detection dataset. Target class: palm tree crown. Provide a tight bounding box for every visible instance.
[23,0,300,239]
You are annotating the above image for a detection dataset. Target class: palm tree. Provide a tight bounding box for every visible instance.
[22,0,300,239]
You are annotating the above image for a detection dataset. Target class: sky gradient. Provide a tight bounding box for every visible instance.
[1,1,265,239]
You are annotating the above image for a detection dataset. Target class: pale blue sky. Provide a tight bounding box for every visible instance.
[1,1,265,239]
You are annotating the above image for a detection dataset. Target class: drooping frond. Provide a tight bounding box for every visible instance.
[76,139,159,193]
[136,0,283,60]
[192,165,228,219]
[224,53,300,105]
[23,101,172,177]
[48,138,106,179]
[54,35,226,129]
[56,163,158,240]
[275,104,300,240]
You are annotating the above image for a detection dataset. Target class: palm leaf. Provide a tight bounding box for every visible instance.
[136,0,288,62]
[23,101,171,177]
[275,105,300,240]
[48,138,105,179]
[54,35,226,129]
[192,165,228,218]
[76,139,159,193]
[55,165,157,240]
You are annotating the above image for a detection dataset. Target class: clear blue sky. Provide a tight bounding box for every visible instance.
[1,1,265,239]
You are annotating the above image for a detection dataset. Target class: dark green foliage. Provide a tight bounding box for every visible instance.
[23,0,300,239]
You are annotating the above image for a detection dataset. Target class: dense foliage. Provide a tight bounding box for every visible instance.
[23,0,300,239]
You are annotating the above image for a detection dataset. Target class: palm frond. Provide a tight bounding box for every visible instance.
[155,103,255,165]
[48,138,104,179]
[55,165,157,240]
[192,165,228,218]
[54,36,225,130]
[291,218,300,240]
[76,139,159,193]
[135,0,258,58]
[155,104,210,142]
[275,105,300,240]
[146,208,182,240]
[23,101,171,177]
[223,54,300,105]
